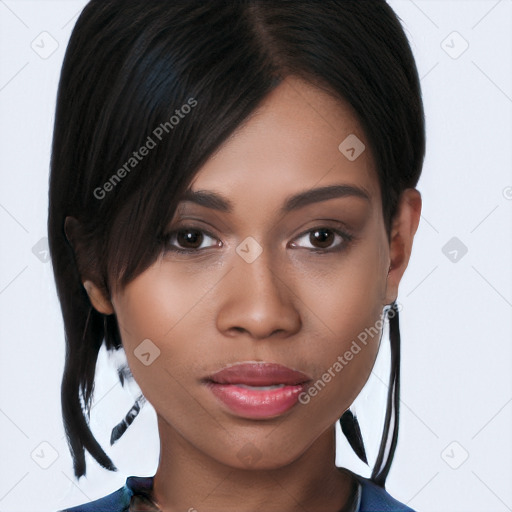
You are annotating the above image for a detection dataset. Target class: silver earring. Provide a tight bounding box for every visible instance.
[110,393,147,445]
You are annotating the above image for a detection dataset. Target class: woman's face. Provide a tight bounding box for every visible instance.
[108,77,402,469]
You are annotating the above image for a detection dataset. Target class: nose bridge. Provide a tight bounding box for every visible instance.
[216,240,301,338]
[239,244,282,301]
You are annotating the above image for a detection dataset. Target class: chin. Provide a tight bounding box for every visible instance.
[215,442,304,472]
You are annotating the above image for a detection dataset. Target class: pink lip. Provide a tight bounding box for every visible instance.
[203,362,311,419]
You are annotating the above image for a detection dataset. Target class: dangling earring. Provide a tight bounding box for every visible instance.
[339,299,399,473]
[110,393,147,445]
[370,301,401,487]
[108,347,148,445]
[339,408,368,464]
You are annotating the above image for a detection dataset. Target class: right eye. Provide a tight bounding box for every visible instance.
[162,226,222,254]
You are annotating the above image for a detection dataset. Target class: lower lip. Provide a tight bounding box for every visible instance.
[205,382,307,419]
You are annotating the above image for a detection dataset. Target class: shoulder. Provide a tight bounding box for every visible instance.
[354,472,416,512]
[58,475,154,512]
[57,484,132,512]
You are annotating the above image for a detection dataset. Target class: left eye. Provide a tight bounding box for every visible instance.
[290,227,351,252]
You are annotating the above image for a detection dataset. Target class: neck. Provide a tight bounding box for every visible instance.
[152,416,356,512]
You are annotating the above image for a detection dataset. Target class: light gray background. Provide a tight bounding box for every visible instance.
[1,1,511,511]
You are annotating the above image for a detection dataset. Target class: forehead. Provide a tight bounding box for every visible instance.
[185,76,379,212]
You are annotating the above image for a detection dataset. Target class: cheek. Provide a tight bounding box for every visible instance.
[293,297,384,431]
[292,239,388,411]
[113,261,216,347]
[296,232,388,333]
[111,265,217,398]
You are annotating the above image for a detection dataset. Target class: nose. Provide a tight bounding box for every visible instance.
[216,250,301,340]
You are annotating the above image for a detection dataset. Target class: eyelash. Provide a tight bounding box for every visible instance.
[161,225,354,255]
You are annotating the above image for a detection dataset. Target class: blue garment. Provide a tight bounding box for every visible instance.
[59,469,416,512]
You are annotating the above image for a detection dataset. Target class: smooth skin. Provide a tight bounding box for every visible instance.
[79,76,421,512]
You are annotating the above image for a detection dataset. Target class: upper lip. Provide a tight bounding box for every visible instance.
[205,362,312,386]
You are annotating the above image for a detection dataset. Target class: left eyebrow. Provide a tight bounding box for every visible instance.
[179,184,371,215]
[280,184,371,213]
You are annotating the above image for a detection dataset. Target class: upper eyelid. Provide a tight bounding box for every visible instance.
[295,228,350,239]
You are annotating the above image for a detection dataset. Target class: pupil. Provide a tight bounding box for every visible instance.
[177,229,202,248]
[311,229,333,248]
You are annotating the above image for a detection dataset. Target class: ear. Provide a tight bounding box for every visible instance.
[384,188,422,305]
[64,216,115,315]
[82,279,114,315]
